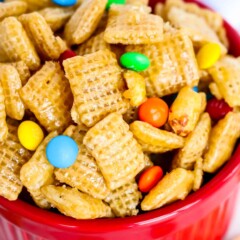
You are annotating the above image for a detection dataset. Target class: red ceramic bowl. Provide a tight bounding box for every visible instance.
[1,1,240,240]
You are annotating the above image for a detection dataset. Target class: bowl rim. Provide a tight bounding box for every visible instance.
[0,0,240,234]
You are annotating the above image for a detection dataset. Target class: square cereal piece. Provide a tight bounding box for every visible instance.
[19,62,73,132]
[126,31,199,97]
[19,12,66,60]
[167,7,226,54]
[208,56,240,107]
[41,185,113,219]
[0,61,30,86]
[83,113,145,190]
[0,82,8,142]
[20,131,58,208]
[0,65,25,120]
[64,0,107,45]
[63,49,129,127]
[55,125,110,200]
[38,7,74,32]
[164,0,223,32]
[6,0,54,11]
[0,1,27,21]
[104,4,163,44]
[164,0,228,48]
[6,61,30,86]
[76,32,111,56]
[0,120,32,201]
[0,17,40,71]
[105,180,142,217]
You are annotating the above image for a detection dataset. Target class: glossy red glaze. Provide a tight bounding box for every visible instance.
[206,98,233,121]
[58,50,76,68]
[1,1,240,240]
[138,166,163,192]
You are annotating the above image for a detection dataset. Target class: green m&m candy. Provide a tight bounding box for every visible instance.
[106,0,126,10]
[120,52,150,72]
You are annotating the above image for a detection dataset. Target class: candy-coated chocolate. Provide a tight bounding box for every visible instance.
[59,50,77,69]
[138,98,169,128]
[46,135,78,168]
[51,0,77,7]
[206,98,233,121]
[106,0,126,10]
[138,166,163,193]
[196,43,221,69]
[192,86,198,92]
[18,121,44,151]
[120,52,150,72]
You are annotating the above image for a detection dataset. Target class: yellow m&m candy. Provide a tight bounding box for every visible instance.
[196,43,221,70]
[18,121,44,151]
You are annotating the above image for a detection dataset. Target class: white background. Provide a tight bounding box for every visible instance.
[199,0,240,239]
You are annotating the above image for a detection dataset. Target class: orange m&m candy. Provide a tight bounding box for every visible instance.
[138,98,169,128]
[138,166,163,193]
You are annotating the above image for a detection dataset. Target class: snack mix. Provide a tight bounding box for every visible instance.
[0,0,240,219]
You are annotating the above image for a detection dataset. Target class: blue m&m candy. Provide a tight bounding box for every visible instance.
[192,86,198,92]
[46,135,79,168]
[51,0,77,7]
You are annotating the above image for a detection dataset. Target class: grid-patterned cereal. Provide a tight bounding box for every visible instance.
[0,1,27,21]
[104,4,163,45]
[0,61,30,86]
[105,180,142,217]
[64,49,129,127]
[83,113,145,190]
[167,7,226,54]
[76,32,111,56]
[0,82,7,143]
[39,7,74,32]
[41,185,113,219]
[19,62,73,132]
[208,56,240,107]
[0,17,40,71]
[164,0,223,32]
[6,0,54,11]
[20,131,58,208]
[19,12,66,60]
[0,65,25,120]
[126,31,199,97]
[0,121,31,200]
[64,0,107,45]
[55,125,110,200]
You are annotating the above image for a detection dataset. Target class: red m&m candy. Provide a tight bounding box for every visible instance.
[206,98,233,121]
[59,50,76,69]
